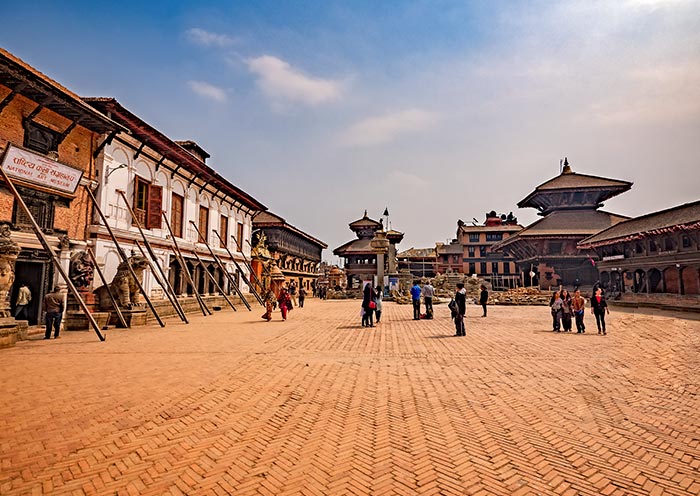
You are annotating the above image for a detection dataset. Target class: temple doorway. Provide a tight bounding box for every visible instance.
[11,260,49,326]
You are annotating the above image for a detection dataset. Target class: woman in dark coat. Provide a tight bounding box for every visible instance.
[590,287,610,335]
[361,283,376,327]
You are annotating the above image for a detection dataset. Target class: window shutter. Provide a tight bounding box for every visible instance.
[147,184,163,229]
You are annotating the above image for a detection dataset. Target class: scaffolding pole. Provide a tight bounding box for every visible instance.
[85,187,165,327]
[161,211,210,316]
[0,162,105,340]
[189,221,251,311]
[213,229,263,305]
[116,189,188,323]
[86,247,128,329]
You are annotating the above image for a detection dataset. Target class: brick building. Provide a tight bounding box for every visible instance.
[456,211,522,289]
[0,49,121,324]
[252,211,327,293]
[578,200,700,310]
[493,161,631,290]
[398,247,437,278]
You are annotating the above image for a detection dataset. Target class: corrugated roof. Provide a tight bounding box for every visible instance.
[579,200,700,248]
[398,247,437,258]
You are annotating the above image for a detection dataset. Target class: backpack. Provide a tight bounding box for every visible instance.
[448,298,458,313]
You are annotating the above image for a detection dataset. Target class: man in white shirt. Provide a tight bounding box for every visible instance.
[422,281,435,319]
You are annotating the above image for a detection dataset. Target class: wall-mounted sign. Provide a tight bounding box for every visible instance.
[602,254,625,261]
[1,144,83,194]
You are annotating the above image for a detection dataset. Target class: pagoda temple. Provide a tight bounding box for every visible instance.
[333,211,403,290]
[492,160,632,289]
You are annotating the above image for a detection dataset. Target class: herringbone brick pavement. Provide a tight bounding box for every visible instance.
[1,300,698,495]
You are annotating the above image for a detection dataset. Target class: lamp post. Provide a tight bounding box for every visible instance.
[370,229,390,292]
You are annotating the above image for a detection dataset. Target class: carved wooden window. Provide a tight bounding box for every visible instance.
[219,215,228,248]
[469,233,479,242]
[469,262,476,275]
[133,176,162,229]
[171,193,184,238]
[492,262,499,273]
[236,222,244,251]
[486,233,503,242]
[480,262,487,274]
[198,206,209,243]
[503,262,511,274]
[12,198,53,231]
[23,120,59,155]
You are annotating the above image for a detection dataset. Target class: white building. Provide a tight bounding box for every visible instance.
[83,97,266,303]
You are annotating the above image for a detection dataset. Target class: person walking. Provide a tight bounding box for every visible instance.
[560,289,573,332]
[298,287,306,308]
[374,285,383,324]
[362,283,376,327]
[410,281,421,320]
[289,282,298,307]
[277,286,292,321]
[550,291,563,332]
[479,285,488,317]
[422,281,434,319]
[590,287,609,335]
[43,286,63,339]
[572,289,586,333]
[454,282,467,336]
[14,283,31,320]
[261,288,275,322]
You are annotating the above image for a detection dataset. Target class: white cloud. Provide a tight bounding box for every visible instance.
[387,170,430,189]
[246,55,342,106]
[187,81,228,102]
[339,109,438,147]
[185,28,235,47]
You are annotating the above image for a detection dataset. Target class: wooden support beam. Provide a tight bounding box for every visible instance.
[154,155,165,171]
[0,85,22,114]
[93,130,117,158]
[133,142,146,160]
[56,121,78,145]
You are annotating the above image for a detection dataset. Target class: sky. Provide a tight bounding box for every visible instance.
[4,0,699,263]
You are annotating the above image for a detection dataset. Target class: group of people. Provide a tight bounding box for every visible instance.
[361,283,383,327]
[261,281,308,322]
[550,287,610,335]
[410,280,436,320]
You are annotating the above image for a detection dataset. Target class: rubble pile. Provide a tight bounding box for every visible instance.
[490,287,551,306]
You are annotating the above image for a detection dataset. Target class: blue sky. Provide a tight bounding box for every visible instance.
[4,0,700,261]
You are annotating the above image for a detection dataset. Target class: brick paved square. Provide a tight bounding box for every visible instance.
[1,300,699,495]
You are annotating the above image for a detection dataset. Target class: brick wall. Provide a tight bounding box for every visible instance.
[0,85,100,241]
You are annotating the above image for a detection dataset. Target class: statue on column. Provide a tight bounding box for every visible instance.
[0,224,21,318]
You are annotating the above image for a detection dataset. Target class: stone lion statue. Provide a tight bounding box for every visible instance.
[94,255,149,311]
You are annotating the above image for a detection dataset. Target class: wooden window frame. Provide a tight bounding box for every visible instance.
[171,192,184,238]
[198,206,209,243]
[133,176,162,229]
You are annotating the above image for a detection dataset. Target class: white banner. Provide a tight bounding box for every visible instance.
[1,144,83,194]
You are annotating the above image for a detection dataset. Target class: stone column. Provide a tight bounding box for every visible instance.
[370,230,390,291]
[0,224,20,348]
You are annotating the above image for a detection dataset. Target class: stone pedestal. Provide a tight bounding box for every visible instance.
[15,319,28,340]
[108,309,147,327]
[0,317,18,349]
[65,290,109,331]
[65,311,111,331]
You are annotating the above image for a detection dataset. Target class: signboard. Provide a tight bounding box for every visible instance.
[1,144,83,194]
[602,254,625,261]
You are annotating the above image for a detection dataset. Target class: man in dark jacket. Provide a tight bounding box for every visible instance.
[479,285,488,317]
[43,286,64,339]
[454,283,467,336]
